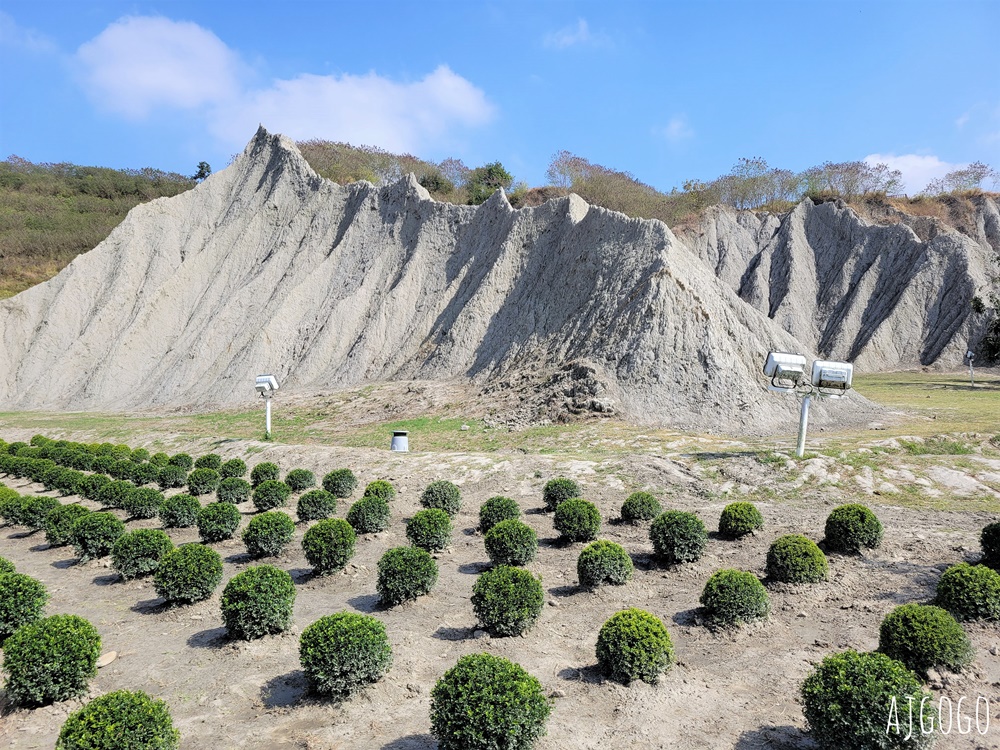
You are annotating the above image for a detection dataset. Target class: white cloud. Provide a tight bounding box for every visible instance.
[864,153,962,195]
[0,11,57,54]
[657,116,694,144]
[74,16,494,154]
[76,16,242,119]
[543,18,608,49]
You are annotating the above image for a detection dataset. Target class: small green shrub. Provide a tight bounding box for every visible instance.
[766,535,829,583]
[217,477,251,504]
[377,546,439,606]
[0,572,48,640]
[934,562,1000,621]
[478,495,520,533]
[299,612,393,699]
[421,480,462,516]
[824,503,883,553]
[111,529,174,580]
[471,565,543,637]
[878,603,973,677]
[157,465,187,490]
[302,518,356,575]
[620,491,662,524]
[296,489,337,522]
[56,689,180,749]
[347,495,391,533]
[194,453,222,470]
[153,544,223,604]
[130,462,162,487]
[159,493,200,528]
[322,468,357,498]
[554,498,600,542]
[430,653,551,750]
[96,479,135,509]
[0,490,22,524]
[71,512,126,561]
[221,565,296,640]
[130,447,150,463]
[252,479,291,512]
[699,569,770,627]
[149,452,170,467]
[649,511,708,564]
[801,650,936,750]
[197,502,241,543]
[242,511,295,557]
[483,519,538,566]
[108,459,136,482]
[2,614,100,706]
[219,458,247,479]
[980,521,1000,567]
[363,479,396,501]
[123,487,164,519]
[53,468,86,495]
[20,495,60,530]
[250,461,280,487]
[168,453,194,471]
[285,468,316,492]
[406,508,452,552]
[187,468,221,496]
[0,556,14,574]
[596,608,674,685]
[542,477,580,511]
[577,540,633,588]
[718,502,764,539]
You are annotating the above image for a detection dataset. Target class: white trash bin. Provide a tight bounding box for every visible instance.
[390,430,409,452]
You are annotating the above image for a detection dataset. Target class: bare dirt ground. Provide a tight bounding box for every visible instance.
[2,423,1000,749]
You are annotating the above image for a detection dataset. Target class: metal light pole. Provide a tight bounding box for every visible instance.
[967,350,976,386]
[255,375,280,440]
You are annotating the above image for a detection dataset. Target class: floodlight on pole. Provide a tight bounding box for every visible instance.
[966,350,976,386]
[763,352,853,458]
[255,375,279,440]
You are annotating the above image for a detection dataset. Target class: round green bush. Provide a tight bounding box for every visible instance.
[123,487,164,519]
[596,608,674,685]
[0,572,48,640]
[377,546,439,606]
[649,510,708,564]
[296,489,337,522]
[801,650,936,750]
[159,493,200,528]
[766,534,829,583]
[250,461,280,487]
[322,468,357,498]
[346,494,391,533]
[20,495,61,531]
[221,565,296,640]
[130,447,151,463]
[554,498,600,542]
[252,479,291,512]
[406,508,452,552]
[577,540,633,588]
[980,521,1000,567]
[194,453,222,470]
[483,519,538,566]
[53,468,86,495]
[168,453,193,471]
[299,612,393,699]
[2,614,100,706]
[471,565,544,637]
[153,544,223,604]
[187,468,221,496]
[363,479,396,502]
[157,465,187,490]
[935,562,1000,621]
[111,529,174,580]
[878,603,973,677]
[149,451,170,467]
[285,468,316,492]
[110,444,132,461]
[219,458,247,479]
[197,502,242,543]
[430,653,551,750]
[620,491,662,524]
[217,477,251,504]
[108,459,136,482]
[242,511,295,558]
[542,477,580,511]
[421,480,462,516]
[71,512,126,561]
[0,556,14,574]
[96,479,135,509]
[718,501,764,539]
[130,462,162,487]
[478,495,520,533]
[302,518,356,575]
[825,503,883,553]
[699,569,770,627]
[3,495,30,526]
[56,689,180,749]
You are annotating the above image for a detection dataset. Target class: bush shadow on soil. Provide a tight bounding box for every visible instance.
[347,593,382,613]
[131,597,169,615]
[734,725,814,749]
[671,607,701,627]
[260,670,310,709]
[92,572,120,586]
[557,664,603,684]
[381,735,437,749]
[187,626,229,649]
[432,625,475,641]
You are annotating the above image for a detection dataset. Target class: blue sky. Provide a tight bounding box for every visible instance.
[1,0,998,195]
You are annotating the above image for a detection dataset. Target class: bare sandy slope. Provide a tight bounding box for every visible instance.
[2,432,999,749]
